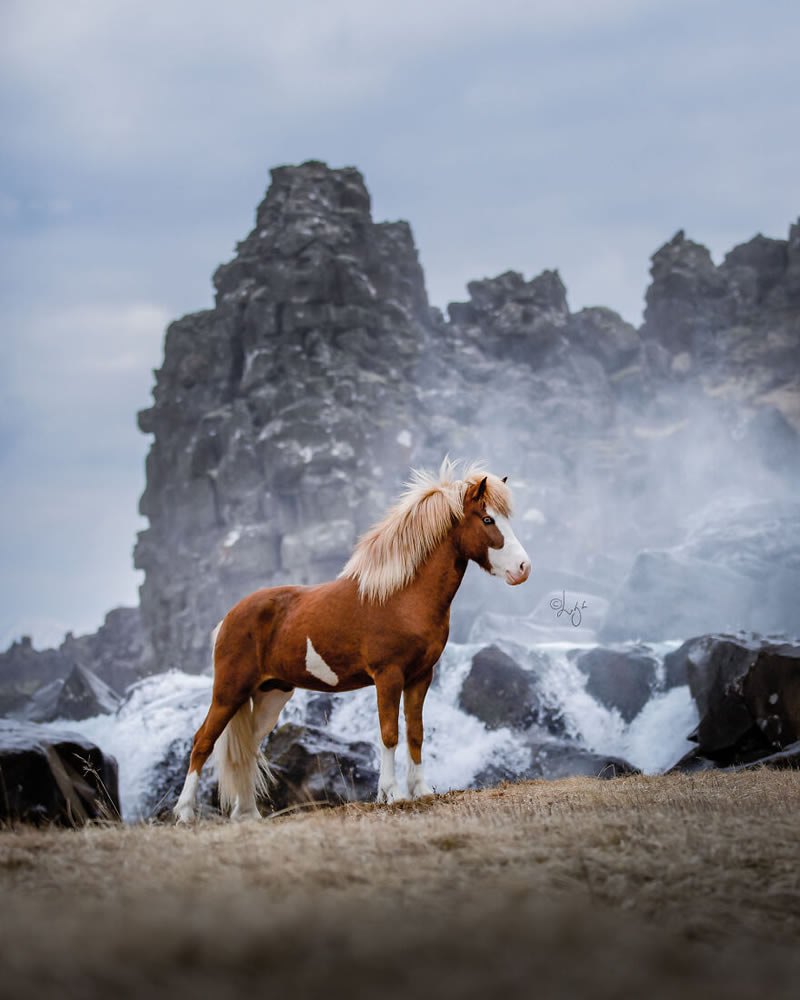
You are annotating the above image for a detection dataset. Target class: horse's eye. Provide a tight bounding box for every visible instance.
[482,515,495,526]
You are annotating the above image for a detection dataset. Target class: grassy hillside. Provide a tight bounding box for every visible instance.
[1,770,799,999]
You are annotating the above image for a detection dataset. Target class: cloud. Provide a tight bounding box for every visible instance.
[1,0,674,170]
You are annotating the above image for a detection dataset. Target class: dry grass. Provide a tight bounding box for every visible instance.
[2,770,799,999]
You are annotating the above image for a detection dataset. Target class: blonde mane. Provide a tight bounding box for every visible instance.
[340,457,512,603]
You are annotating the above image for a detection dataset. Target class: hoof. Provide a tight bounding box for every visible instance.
[408,781,434,800]
[377,782,405,804]
[231,807,261,822]
[174,805,195,826]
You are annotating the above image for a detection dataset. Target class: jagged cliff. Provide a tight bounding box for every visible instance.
[131,161,799,673]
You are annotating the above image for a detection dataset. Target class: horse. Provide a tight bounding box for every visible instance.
[174,458,531,823]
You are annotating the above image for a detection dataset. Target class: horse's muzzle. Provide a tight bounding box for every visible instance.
[505,560,531,586]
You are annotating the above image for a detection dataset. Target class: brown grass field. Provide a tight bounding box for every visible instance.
[1,770,799,999]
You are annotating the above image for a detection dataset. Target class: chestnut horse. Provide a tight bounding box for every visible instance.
[174,460,531,823]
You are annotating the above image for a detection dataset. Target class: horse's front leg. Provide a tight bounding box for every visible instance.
[374,666,405,804]
[404,670,434,799]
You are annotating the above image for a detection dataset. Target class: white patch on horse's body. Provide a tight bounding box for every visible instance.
[485,505,531,585]
[406,752,433,799]
[174,770,199,824]
[305,637,339,686]
[377,743,404,803]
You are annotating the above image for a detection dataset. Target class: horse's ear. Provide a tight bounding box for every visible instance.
[474,476,488,502]
[502,476,508,483]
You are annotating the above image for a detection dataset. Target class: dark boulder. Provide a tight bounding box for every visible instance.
[53,664,121,721]
[735,740,800,771]
[664,633,765,717]
[670,740,800,775]
[305,693,336,728]
[667,749,720,775]
[262,723,378,812]
[572,646,658,722]
[473,742,638,786]
[526,743,639,781]
[458,645,563,735]
[741,643,800,748]
[669,634,800,768]
[0,719,120,825]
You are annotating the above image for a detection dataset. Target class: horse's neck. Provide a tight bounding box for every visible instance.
[400,532,467,621]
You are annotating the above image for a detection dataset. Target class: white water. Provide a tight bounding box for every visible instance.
[39,639,699,821]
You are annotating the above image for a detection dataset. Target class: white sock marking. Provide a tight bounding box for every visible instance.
[305,637,339,686]
[174,770,199,824]
[377,742,404,803]
[407,751,433,799]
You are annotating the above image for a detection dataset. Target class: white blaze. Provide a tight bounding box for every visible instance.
[174,770,199,824]
[305,637,339,686]
[486,506,530,582]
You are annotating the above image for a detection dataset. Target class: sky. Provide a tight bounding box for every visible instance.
[1,0,798,647]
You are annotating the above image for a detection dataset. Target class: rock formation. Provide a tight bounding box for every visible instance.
[668,633,800,770]
[0,719,120,824]
[0,607,154,717]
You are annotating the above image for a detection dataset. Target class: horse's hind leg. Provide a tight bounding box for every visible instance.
[253,686,294,744]
[174,698,241,824]
[229,686,294,820]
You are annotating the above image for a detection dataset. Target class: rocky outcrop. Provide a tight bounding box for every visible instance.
[0,637,69,715]
[59,607,155,695]
[262,723,378,812]
[51,665,121,721]
[525,743,638,781]
[668,634,800,770]
[572,646,659,722]
[458,645,563,734]
[0,608,154,720]
[474,743,638,787]
[0,720,120,825]
[149,721,378,820]
[642,226,800,375]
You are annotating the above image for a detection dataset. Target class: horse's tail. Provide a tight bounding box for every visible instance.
[213,700,273,813]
